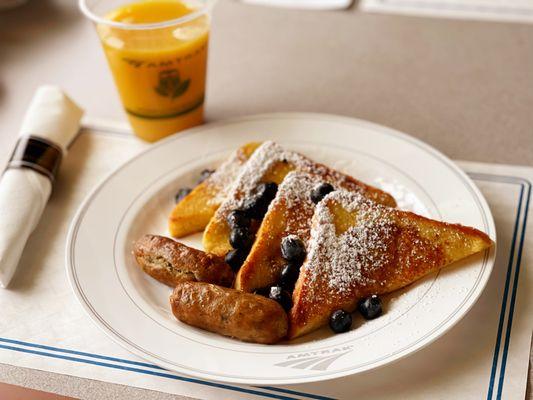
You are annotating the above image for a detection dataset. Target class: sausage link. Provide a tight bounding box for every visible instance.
[133,235,234,287]
[170,282,288,344]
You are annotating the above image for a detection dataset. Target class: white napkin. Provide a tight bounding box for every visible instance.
[0,86,83,288]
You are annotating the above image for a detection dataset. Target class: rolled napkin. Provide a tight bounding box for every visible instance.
[0,86,84,288]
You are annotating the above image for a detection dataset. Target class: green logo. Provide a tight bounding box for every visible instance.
[154,69,190,99]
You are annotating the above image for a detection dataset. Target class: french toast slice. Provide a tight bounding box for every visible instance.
[235,171,353,292]
[288,190,493,339]
[203,141,396,257]
[168,142,260,238]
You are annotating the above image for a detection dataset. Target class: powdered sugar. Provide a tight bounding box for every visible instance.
[219,142,309,212]
[374,177,429,216]
[207,146,253,205]
[260,169,365,242]
[304,190,396,294]
[215,141,362,220]
[271,172,324,238]
[274,171,320,210]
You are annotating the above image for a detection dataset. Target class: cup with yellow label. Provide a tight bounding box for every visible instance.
[80,0,214,142]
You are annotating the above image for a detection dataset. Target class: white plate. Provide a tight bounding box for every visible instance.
[66,113,496,385]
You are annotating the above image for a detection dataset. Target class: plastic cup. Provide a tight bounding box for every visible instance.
[80,0,215,142]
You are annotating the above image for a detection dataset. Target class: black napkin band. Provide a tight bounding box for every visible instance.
[8,136,63,182]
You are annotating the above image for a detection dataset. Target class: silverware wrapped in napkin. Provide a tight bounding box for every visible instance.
[0,85,84,288]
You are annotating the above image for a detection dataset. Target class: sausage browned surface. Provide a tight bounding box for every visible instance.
[170,282,288,344]
[133,235,234,288]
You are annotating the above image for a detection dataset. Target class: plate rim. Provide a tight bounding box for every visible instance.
[66,112,497,385]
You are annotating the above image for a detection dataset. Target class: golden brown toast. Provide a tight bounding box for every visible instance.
[235,171,357,292]
[203,141,396,257]
[168,142,260,237]
[288,190,493,339]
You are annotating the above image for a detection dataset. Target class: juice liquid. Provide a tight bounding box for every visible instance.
[97,0,209,142]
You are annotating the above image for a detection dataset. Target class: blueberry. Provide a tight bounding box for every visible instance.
[269,286,292,312]
[226,210,250,229]
[358,295,382,320]
[224,248,247,272]
[241,182,278,219]
[229,227,253,250]
[241,197,260,218]
[310,183,335,204]
[258,182,278,201]
[329,310,352,333]
[174,188,192,203]
[198,169,214,184]
[281,236,306,264]
[279,263,300,291]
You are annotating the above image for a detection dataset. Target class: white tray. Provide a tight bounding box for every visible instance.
[0,119,530,399]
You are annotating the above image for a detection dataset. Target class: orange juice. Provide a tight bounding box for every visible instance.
[97,0,210,141]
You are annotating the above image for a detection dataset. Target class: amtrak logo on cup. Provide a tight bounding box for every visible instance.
[154,69,190,99]
[274,346,353,371]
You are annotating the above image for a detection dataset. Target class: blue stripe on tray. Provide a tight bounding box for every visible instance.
[0,340,332,400]
[0,342,304,400]
[0,173,529,400]
[0,338,330,400]
[486,181,523,399]
[467,173,531,400]
[0,337,164,370]
[495,179,531,400]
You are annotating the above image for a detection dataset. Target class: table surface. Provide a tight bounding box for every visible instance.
[0,0,531,399]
